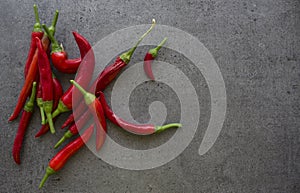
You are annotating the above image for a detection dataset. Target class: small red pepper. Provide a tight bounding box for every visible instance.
[99,92,181,135]
[60,114,74,129]
[144,37,167,80]
[24,4,43,78]
[9,11,59,121]
[35,74,63,138]
[12,82,37,165]
[39,124,94,189]
[36,37,55,133]
[71,80,107,151]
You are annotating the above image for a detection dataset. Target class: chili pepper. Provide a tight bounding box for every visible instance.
[8,11,59,121]
[62,19,157,128]
[71,80,106,151]
[35,73,63,137]
[54,106,91,148]
[99,91,181,135]
[45,28,95,120]
[43,25,92,74]
[39,124,94,189]
[144,37,167,80]
[60,114,74,129]
[36,37,55,133]
[36,82,45,123]
[12,82,37,165]
[24,4,44,78]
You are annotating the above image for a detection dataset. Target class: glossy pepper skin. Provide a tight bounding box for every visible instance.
[99,92,181,135]
[36,37,55,133]
[143,38,167,80]
[71,80,107,151]
[62,19,157,128]
[12,82,37,165]
[35,74,63,138]
[39,124,94,189]
[43,25,95,119]
[9,10,59,122]
[24,5,43,78]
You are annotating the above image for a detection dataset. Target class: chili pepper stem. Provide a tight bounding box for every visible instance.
[48,10,59,36]
[52,101,70,119]
[155,123,182,133]
[149,37,167,58]
[43,101,55,133]
[39,166,56,189]
[54,130,73,149]
[120,19,156,64]
[32,4,42,32]
[36,98,45,124]
[24,82,37,112]
[42,24,62,53]
[70,80,95,105]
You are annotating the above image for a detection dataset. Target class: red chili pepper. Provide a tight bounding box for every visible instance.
[12,82,37,165]
[9,11,59,121]
[71,80,107,151]
[46,28,95,119]
[60,114,74,129]
[35,74,63,138]
[36,37,55,133]
[24,4,43,78]
[144,37,167,80]
[99,92,181,135]
[62,19,156,129]
[39,124,94,189]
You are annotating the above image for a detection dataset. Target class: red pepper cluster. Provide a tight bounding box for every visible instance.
[9,4,182,189]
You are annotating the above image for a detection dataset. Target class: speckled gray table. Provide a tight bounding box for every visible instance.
[1,0,299,192]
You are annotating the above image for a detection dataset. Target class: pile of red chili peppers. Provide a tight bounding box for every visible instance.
[9,5,182,189]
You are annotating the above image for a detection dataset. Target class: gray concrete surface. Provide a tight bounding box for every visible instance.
[1,0,299,192]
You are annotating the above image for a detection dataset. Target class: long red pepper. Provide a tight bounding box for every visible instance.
[99,92,181,135]
[39,124,94,189]
[24,4,43,78]
[9,11,59,121]
[35,74,63,137]
[62,19,156,129]
[144,37,167,80]
[60,114,74,129]
[44,27,95,119]
[71,80,107,151]
[36,37,55,133]
[12,82,37,165]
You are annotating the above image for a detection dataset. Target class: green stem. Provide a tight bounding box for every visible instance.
[51,100,70,119]
[155,123,182,133]
[39,166,56,189]
[54,130,73,149]
[36,98,45,123]
[32,4,42,32]
[24,82,37,112]
[70,80,95,105]
[43,101,55,134]
[149,37,167,58]
[42,24,62,53]
[120,19,156,64]
[48,10,59,36]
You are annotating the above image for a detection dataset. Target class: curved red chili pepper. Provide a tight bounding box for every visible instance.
[143,38,167,80]
[36,37,55,133]
[99,92,181,135]
[45,27,95,119]
[35,74,63,138]
[9,11,59,121]
[12,82,37,165]
[60,114,74,129]
[71,80,107,151]
[39,124,94,189]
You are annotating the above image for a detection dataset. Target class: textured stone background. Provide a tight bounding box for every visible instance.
[0,0,299,192]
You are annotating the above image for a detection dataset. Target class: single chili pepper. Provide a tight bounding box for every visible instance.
[36,37,55,133]
[12,82,37,165]
[71,80,106,151]
[99,91,181,135]
[62,19,157,128]
[54,106,91,148]
[144,37,167,80]
[60,114,74,129]
[43,25,92,74]
[24,4,44,78]
[34,74,63,137]
[36,82,45,123]
[8,11,59,121]
[39,124,94,189]
[45,28,95,120]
